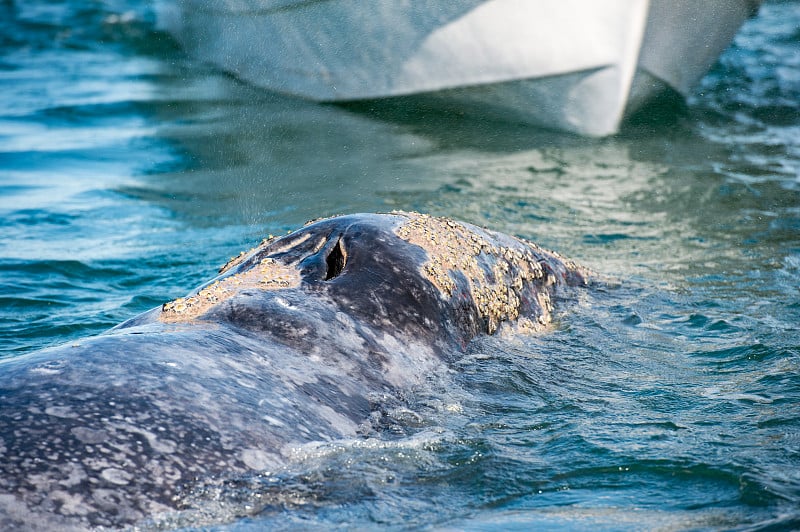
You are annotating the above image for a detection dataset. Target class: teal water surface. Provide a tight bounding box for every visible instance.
[1,1,799,529]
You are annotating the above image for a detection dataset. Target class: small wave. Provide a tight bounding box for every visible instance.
[691,343,782,366]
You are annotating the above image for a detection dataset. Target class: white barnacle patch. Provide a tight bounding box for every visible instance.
[160,254,301,323]
[216,232,291,275]
[394,212,562,334]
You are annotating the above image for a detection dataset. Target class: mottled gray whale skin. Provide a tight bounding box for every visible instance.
[0,212,588,530]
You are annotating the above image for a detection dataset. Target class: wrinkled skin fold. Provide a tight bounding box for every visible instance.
[0,212,588,530]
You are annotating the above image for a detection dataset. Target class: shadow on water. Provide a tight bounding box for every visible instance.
[337,96,584,153]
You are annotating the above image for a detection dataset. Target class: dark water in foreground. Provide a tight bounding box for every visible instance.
[1,1,799,529]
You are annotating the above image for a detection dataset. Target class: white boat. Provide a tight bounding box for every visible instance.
[155,0,761,137]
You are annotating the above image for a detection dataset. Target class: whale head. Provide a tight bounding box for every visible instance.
[155,212,588,351]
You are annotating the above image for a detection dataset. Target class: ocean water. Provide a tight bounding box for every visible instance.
[1,1,799,530]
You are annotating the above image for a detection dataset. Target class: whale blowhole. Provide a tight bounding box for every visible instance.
[325,238,347,281]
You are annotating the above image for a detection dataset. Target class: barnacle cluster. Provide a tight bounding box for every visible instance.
[218,235,276,275]
[395,212,557,333]
[160,257,299,323]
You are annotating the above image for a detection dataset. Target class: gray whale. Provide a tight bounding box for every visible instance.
[0,212,588,529]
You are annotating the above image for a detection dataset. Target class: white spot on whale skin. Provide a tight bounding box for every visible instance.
[58,462,88,488]
[262,415,286,427]
[71,426,108,444]
[114,423,177,454]
[315,404,359,435]
[240,448,279,471]
[101,468,133,486]
[146,459,182,483]
[31,359,67,375]
[275,296,294,309]
[445,403,463,414]
[50,489,92,516]
[0,493,83,529]
[45,405,78,419]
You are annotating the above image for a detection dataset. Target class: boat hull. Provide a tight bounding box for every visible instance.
[157,0,760,136]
